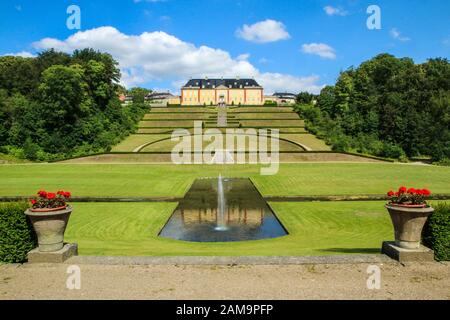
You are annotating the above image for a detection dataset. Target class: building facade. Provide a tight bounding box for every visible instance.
[181,78,264,106]
[272,93,297,105]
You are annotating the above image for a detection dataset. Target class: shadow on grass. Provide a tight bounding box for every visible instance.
[319,248,381,254]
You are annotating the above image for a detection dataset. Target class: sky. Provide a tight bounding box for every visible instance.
[0,0,449,94]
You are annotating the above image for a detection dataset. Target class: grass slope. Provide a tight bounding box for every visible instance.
[0,163,449,197]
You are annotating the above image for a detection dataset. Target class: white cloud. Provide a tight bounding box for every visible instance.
[390,28,411,42]
[2,51,35,58]
[31,26,323,93]
[324,6,348,16]
[236,53,250,61]
[236,19,290,44]
[301,43,336,59]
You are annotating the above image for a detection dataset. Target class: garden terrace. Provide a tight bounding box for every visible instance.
[105,104,332,158]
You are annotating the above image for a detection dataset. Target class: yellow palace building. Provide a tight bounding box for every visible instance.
[181,78,264,106]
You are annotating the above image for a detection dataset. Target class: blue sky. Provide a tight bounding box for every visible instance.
[0,0,449,94]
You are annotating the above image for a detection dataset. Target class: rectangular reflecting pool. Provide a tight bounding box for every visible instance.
[159,178,288,242]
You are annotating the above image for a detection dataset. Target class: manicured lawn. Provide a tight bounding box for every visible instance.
[144,113,212,120]
[229,107,293,113]
[139,135,304,152]
[64,201,396,256]
[280,134,331,151]
[0,163,449,198]
[240,119,305,127]
[138,120,198,127]
[237,113,300,119]
[115,133,318,152]
[112,134,169,152]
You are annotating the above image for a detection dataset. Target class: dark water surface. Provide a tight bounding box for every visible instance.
[159,178,288,242]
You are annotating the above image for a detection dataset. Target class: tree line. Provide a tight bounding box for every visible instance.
[295,54,450,163]
[0,49,149,161]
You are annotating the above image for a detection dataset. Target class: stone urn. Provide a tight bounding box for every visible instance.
[25,206,73,252]
[385,204,434,250]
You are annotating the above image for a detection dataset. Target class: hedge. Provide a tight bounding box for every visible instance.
[0,202,37,263]
[423,202,450,261]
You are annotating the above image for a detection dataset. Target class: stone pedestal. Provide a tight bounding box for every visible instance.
[27,243,78,263]
[382,241,434,262]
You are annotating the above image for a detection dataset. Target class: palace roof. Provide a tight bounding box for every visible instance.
[182,78,261,89]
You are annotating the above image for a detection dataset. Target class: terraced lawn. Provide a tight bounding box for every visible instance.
[64,201,398,256]
[229,107,294,113]
[138,136,304,152]
[280,134,331,151]
[240,119,305,127]
[138,120,199,128]
[113,104,330,152]
[144,113,214,120]
[1,163,449,198]
[112,134,170,152]
[117,132,324,153]
[236,113,300,119]
[150,107,216,113]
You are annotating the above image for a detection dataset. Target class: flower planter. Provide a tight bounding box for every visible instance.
[385,204,434,250]
[30,205,68,213]
[25,206,73,252]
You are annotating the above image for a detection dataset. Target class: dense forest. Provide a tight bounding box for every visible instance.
[296,54,450,163]
[0,49,148,161]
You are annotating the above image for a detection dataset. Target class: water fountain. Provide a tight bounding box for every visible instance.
[214,174,228,231]
[159,178,287,242]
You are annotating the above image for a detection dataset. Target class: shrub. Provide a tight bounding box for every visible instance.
[23,137,40,161]
[264,100,277,106]
[378,142,406,160]
[434,158,450,167]
[422,202,450,261]
[0,202,37,263]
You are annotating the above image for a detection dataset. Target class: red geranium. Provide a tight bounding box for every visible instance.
[47,192,56,199]
[30,190,72,210]
[387,186,431,206]
[399,186,407,194]
[38,190,47,198]
[407,188,416,194]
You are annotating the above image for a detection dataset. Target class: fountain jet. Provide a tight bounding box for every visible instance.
[215,174,228,231]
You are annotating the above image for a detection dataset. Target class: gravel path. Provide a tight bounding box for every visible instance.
[1,262,449,300]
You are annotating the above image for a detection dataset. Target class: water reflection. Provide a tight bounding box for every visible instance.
[159,178,288,242]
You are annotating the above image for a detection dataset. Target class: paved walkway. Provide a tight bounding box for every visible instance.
[1,261,449,300]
